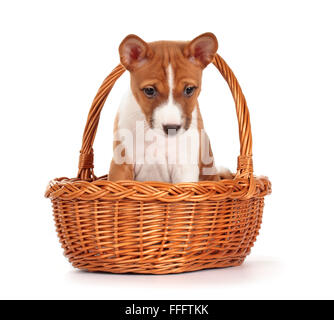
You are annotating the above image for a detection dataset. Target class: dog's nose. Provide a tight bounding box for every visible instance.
[163,124,181,135]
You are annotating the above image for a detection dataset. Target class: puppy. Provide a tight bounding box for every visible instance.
[108,32,231,183]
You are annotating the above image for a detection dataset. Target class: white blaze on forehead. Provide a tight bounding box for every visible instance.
[152,64,182,127]
[167,64,173,100]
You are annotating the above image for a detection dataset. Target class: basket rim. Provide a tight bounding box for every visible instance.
[45,174,271,202]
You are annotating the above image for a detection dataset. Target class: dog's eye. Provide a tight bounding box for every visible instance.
[143,86,157,98]
[184,86,196,97]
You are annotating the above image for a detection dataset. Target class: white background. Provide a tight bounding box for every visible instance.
[1,0,333,300]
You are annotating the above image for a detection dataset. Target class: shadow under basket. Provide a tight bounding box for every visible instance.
[45,54,271,275]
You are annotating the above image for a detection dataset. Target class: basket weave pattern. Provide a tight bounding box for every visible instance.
[45,54,271,274]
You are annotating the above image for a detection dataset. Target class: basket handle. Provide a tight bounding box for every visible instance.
[77,53,254,185]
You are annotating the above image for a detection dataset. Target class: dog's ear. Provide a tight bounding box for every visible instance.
[119,34,152,71]
[184,32,218,68]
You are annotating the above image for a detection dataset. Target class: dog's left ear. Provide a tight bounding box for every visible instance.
[184,32,218,68]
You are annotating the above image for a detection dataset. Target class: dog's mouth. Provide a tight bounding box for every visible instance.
[162,124,181,136]
[150,122,188,137]
[148,116,191,137]
[153,125,185,137]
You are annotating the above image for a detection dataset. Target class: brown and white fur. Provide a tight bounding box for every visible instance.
[108,32,231,183]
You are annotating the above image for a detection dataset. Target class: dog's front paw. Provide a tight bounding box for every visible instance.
[171,165,200,183]
[217,166,233,180]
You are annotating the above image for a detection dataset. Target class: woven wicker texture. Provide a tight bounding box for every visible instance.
[45,53,271,274]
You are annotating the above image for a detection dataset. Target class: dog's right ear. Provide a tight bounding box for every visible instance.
[119,34,152,71]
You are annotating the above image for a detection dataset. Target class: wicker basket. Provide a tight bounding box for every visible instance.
[45,53,271,274]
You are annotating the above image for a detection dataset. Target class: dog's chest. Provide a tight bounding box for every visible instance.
[135,135,198,183]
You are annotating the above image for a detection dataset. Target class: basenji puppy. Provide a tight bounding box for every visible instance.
[108,32,231,183]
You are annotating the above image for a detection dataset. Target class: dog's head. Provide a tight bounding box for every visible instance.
[119,33,218,136]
